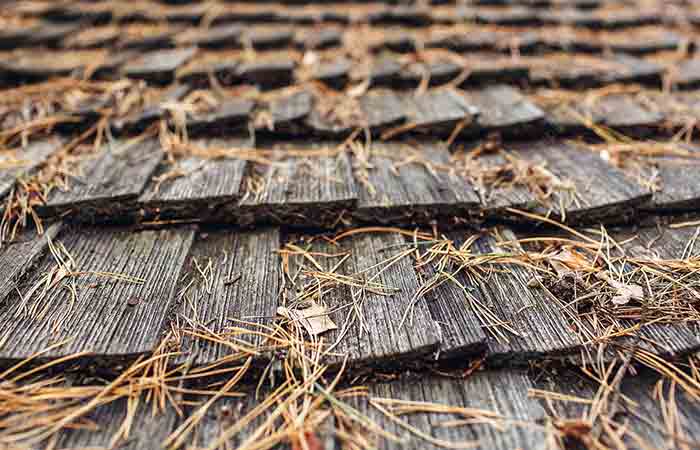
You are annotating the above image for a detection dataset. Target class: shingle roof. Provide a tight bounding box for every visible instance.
[2,1,700,449]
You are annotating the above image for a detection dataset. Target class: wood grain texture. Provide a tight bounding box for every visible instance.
[353,141,480,226]
[414,262,488,360]
[238,146,357,228]
[463,85,545,134]
[351,370,545,450]
[0,223,61,307]
[306,89,406,137]
[0,139,61,200]
[175,227,281,366]
[402,88,479,135]
[531,368,700,448]
[285,232,441,368]
[641,144,700,211]
[446,229,583,363]
[138,138,249,223]
[56,396,178,450]
[538,93,665,134]
[476,140,651,224]
[43,138,165,222]
[0,226,194,362]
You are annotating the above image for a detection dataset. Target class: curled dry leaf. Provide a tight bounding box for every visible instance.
[277,301,338,337]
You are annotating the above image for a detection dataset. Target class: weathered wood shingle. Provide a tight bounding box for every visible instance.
[351,370,545,450]
[138,139,250,223]
[238,146,357,228]
[43,138,164,222]
[285,231,441,368]
[353,142,480,226]
[175,227,281,366]
[0,226,194,362]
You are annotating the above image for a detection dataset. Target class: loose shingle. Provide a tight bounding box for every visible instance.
[0,226,194,362]
[176,227,281,366]
[238,146,357,228]
[43,138,164,222]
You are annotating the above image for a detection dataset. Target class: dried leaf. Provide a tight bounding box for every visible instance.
[277,302,337,336]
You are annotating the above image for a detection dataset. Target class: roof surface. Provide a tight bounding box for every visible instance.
[2,0,700,449]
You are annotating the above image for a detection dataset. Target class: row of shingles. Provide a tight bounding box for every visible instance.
[0,19,686,91]
[414,221,700,365]
[183,369,546,449]
[32,110,657,228]
[172,224,442,371]
[13,0,678,31]
[525,86,700,213]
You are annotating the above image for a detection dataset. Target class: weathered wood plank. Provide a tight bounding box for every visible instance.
[306,89,406,137]
[444,228,583,362]
[123,47,198,85]
[236,58,296,89]
[470,140,651,224]
[400,88,479,136]
[138,138,249,223]
[414,261,488,360]
[634,143,700,211]
[353,141,480,226]
[238,146,357,228]
[0,139,62,200]
[462,85,545,135]
[43,138,164,222]
[175,227,281,366]
[268,90,313,133]
[284,231,441,368]
[351,370,545,450]
[531,368,700,448]
[174,24,244,49]
[186,99,254,136]
[112,84,191,135]
[56,396,178,450]
[669,59,700,90]
[528,54,662,88]
[0,226,195,362]
[0,224,61,306]
[537,92,665,135]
